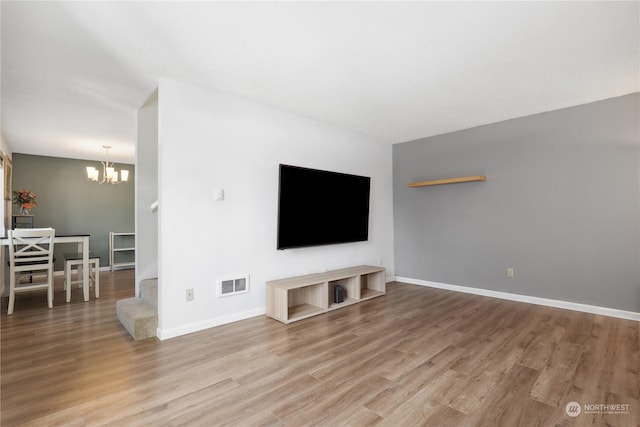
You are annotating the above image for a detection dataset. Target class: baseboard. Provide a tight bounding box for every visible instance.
[157,306,266,340]
[394,276,640,322]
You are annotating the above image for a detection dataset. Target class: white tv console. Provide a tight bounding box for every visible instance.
[266,265,386,324]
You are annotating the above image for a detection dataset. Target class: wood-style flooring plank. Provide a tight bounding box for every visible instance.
[1,276,638,426]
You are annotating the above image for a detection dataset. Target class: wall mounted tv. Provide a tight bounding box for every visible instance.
[277,164,371,250]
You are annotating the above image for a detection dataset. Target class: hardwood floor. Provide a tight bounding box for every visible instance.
[1,271,638,426]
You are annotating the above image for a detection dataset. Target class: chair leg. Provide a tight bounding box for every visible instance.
[48,266,53,309]
[8,272,16,315]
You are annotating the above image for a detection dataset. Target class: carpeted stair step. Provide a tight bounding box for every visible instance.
[140,278,158,310]
[116,288,158,341]
[116,277,158,340]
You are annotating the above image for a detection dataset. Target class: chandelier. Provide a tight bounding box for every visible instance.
[86,145,129,184]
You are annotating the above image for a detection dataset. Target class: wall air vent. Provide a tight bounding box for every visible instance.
[217,275,250,297]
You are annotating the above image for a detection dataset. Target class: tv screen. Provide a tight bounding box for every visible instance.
[277,164,371,250]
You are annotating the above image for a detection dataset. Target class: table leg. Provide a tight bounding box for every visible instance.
[84,239,90,301]
[78,239,89,301]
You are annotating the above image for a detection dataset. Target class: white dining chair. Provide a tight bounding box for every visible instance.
[7,227,56,315]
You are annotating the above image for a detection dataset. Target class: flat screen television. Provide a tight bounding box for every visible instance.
[277,164,371,250]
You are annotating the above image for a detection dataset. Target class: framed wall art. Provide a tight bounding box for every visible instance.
[4,153,12,201]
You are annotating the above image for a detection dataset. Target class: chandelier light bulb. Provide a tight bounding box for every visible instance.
[85,145,130,185]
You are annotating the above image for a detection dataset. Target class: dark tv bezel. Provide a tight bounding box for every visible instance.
[277,164,371,250]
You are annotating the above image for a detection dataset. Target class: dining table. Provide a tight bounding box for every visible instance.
[1,233,92,302]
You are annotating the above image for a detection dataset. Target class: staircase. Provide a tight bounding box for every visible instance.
[116,278,158,340]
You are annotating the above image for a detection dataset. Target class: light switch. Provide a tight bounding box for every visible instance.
[215,189,224,201]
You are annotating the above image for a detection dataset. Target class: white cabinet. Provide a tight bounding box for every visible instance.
[109,232,135,271]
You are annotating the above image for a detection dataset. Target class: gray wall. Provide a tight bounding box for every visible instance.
[11,153,135,271]
[393,93,640,312]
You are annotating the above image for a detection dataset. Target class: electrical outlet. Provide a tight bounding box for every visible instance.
[186,288,194,301]
[507,268,514,278]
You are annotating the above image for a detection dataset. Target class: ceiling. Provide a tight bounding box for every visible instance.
[1,1,638,164]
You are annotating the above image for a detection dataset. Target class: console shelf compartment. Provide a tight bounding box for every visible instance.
[287,282,327,322]
[328,276,359,310]
[360,270,386,300]
[266,265,385,324]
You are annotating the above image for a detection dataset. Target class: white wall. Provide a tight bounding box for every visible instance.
[156,78,394,339]
[0,134,11,156]
[136,90,159,295]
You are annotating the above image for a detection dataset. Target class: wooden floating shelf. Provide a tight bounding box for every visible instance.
[408,175,487,188]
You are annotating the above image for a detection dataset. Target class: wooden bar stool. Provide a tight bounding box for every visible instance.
[63,252,100,302]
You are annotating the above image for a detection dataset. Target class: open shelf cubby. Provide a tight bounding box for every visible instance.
[266,265,386,324]
[328,277,359,310]
[287,282,327,322]
[360,271,386,300]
